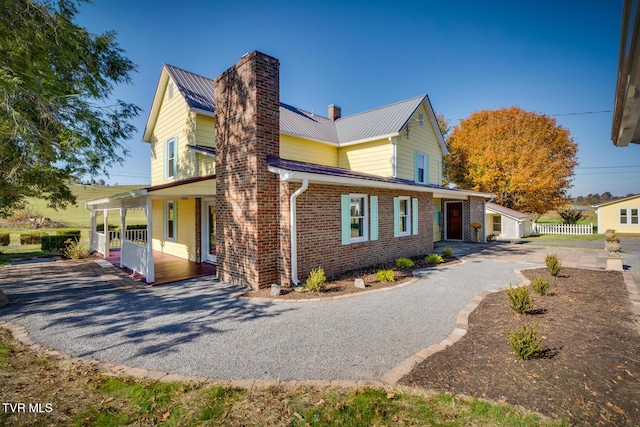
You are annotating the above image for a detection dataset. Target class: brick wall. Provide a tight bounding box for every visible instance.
[214,51,280,289]
[468,196,485,242]
[280,182,434,282]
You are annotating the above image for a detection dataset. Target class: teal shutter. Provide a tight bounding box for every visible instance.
[414,151,419,182]
[424,154,430,184]
[162,202,167,240]
[341,195,350,245]
[370,196,378,241]
[412,198,419,235]
[393,197,400,237]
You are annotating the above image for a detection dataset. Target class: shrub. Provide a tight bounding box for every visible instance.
[41,235,79,252]
[486,234,496,242]
[545,253,561,277]
[126,224,148,230]
[505,284,533,314]
[304,267,326,292]
[62,239,90,260]
[395,257,415,269]
[425,254,444,266]
[558,207,583,225]
[0,233,10,246]
[441,247,454,259]
[506,323,543,360]
[20,232,42,245]
[55,229,81,238]
[376,269,395,283]
[531,277,549,296]
[96,224,119,232]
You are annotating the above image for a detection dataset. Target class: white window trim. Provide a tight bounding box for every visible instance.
[350,194,369,243]
[632,208,639,225]
[416,152,427,184]
[166,138,177,180]
[620,207,639,225]
[165,201,177,241]
[620,208,628,225]
[398,196,411,237]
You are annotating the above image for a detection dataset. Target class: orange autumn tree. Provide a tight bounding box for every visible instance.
[444,107,578,215]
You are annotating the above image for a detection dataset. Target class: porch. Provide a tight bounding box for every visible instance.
[105,249,217,285]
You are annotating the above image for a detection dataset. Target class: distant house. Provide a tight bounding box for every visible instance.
[485,202,535,239]
[611,0,640,147]
[86,51,493,289]
[594,194,640,234]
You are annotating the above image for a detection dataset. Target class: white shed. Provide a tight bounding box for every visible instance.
[485,202,535,239]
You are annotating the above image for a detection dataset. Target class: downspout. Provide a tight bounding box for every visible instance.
[290,179,309,285]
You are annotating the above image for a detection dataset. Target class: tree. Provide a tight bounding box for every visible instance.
[435,112,451,140]
[444,107,578,214]
[0,0,140,217]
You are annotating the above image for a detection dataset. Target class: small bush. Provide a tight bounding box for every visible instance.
[506,323,543,360]
[126,224,147,230]
[20,232,42,245]
[531,277,549,296]
[441,247,454,259]
[96,224,119,232]
[545,253,561,277]
[376,269,395,283]
[304,267,326,292]
[558,207,583,225]
[486,234,496,242]
[395,257,415,269]
[62,239,90,260]
[0,233,10,246]
[41,235,79,252]
[505,284,534,314]
[55,229,81,238]
[425,254,444,266]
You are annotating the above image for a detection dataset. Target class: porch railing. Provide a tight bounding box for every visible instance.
[531,223,593,235]
[107,229,148,248]
[121,240,150,280]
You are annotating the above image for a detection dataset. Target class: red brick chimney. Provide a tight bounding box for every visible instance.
[328,104,341,120]
[214,51,280,289]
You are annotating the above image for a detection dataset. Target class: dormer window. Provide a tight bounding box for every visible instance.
[418,113,424,126]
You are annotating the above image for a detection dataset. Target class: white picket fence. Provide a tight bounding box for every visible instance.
[531,223,593,235]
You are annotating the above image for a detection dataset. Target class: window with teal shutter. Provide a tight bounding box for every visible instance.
[412,198,419,235]
[342,194,368,244]
[393,197,400,237]
[370,196,378,241]
[341,195,350,244]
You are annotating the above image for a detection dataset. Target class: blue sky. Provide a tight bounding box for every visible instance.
[76,0,638,197]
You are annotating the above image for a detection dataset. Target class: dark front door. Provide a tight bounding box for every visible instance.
[446,202,463,240]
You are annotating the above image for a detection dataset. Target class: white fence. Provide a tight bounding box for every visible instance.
[531,223,593,235]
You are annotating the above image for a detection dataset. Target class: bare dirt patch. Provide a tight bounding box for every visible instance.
[400,267,640,426]
[243,257,461,300]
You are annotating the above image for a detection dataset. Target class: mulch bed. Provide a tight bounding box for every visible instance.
[400,267,640,426]
[242,256,460,300]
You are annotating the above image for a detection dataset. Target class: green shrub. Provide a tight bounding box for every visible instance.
[545,253,561,277]
[425,254,444,266]
[126,224,147,230]
[96,224,119,232]
[55,229,81,238]
[62,239,90,259]
[395,257,415,269]
[531,277,549,296]
[441,247,454,259]
[20,232,42,245]
[0,233,10,246]
[486,234,496,242]
[304,267,326,292]
[376,269,395,283]
[505,284,533,314]
[41,235,79,252]
[506,323,543,360]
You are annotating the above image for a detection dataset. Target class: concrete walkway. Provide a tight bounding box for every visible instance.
[0,242,636,384]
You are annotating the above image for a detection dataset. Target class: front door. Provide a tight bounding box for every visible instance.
[202,201,216,263]
[446,202,463,240]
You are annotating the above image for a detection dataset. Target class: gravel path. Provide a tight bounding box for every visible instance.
[0,258,534,381]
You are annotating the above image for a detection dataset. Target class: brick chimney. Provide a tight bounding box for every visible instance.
[328,104,341,120]
[214,51,280,290]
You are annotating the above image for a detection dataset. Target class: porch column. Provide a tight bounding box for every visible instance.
[119,208,127,267]
[89,210,96,251]
[145,198,155,283]
[103,209,110,258]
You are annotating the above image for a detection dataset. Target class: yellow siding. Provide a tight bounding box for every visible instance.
[151,198,197,261]
[148,77,194,185]
[598,196,640,234]
[338,139,392,176]
[196,116,215,147]
[486,213,501,236]
[396,104,444,184]
[280,135,338,166]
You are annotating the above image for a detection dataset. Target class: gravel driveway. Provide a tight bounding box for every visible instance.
[0,258,533,381]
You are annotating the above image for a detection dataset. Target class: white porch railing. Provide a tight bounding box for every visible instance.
[107,229,148,248]
[93,232,106,255]
[531,223,593,235]
[121,240,150,280]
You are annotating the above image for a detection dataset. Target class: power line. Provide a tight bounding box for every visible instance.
[576,164,640,169]
[550,110,611,117]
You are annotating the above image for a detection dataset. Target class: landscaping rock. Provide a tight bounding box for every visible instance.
[0,289,9,307]
[270,284,281,297]
[354,278,366,289]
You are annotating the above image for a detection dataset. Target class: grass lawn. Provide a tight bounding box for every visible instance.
[0,329,560,426]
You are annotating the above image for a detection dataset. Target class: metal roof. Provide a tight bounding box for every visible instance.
[279,103,339,143]
[164,64,215,113]
[486,202,535,221]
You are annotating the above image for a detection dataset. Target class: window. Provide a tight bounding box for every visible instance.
[165,138,177,179]
[341,194,377,244]
[414,151,429,184]
[167,82,174,99]
[632,209,639,224]
[350,195,368,243]
[492,216,501,233]
[620,208,628,224]
[165,201,176,241]
[418,113,425,126]
[394,197,418,237]
[398,197,410,236]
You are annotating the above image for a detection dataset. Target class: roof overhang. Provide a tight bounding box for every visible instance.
[485,206,535,222]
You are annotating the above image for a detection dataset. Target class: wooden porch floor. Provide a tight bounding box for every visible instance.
[105,249,217,285]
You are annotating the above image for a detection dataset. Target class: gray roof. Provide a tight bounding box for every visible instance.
[486,202,535,221]
[164,66,430,145]
[164,64,215,113]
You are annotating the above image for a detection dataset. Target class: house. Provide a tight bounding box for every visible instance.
[611,0,640,147]
[594,194,640,233]
[86,51,493,289]
[485,202,535,239]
